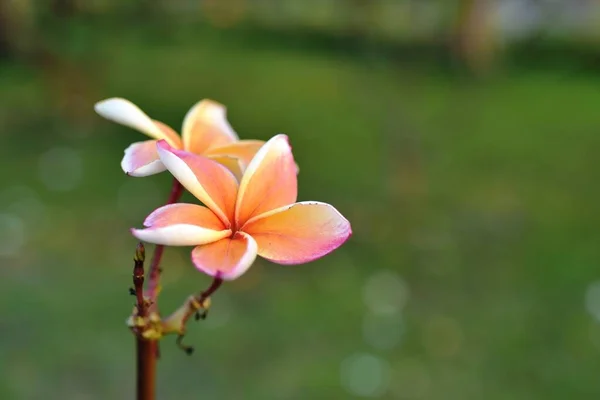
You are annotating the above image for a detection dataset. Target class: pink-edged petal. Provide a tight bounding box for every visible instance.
[181,99,238,154]
[156,140,238,226]
[205,140,265,169]
[143,203,225,229]
[191,232,257,280]
[241,201,351,265]
[131,203,231,246]
[94,98,181,146]
[121,140,165,177]
[235,134,298,227]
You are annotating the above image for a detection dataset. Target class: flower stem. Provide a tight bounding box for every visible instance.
[134,178,184,400]
[132,243,156,400]
[147,178,184,300]
[197,277,223,304]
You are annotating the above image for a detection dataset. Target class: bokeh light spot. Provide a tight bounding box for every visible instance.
[340,352,390,398]
[38,147,83,191]
[363,270,409,315]
[585,281,600,322]
[0,213,25,257]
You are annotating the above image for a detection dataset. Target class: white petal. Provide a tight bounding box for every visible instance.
[95,98,165,140]
[131,225,231,246]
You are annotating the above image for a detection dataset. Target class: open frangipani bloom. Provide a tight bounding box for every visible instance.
[131,134,352,280]
[94,98,265,178]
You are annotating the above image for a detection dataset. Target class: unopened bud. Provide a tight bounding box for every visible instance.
[134,242,145,263]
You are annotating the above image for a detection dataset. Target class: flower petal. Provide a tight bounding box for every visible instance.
[207,155,244,180]
[242,201,351,265]
[132,203,231,246]
[143,203,225,229]
[208,140,300,175]
[121,140,166,177]
[94,98,181,146]
[153,120,183,148]
[205,140,265,169]
[157,140,238,226]
[181,99,238,154]
[235,134,298,227]
[191,232,257,280]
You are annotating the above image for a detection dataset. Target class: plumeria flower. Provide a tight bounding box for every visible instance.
[94,98,265,178]
[131,134,352,280]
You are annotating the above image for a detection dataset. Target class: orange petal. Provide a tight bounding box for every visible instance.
[153,120,183,148]
[94,98,181,147]
[206,140,265,169]
[242,201,351,265]
[207,140,300,175]
[207,155,244,180]
[181,99,238,154]
[235,134,298,227]
[157,141,238,226]
[191,232,257,280]
[121,140,166,177]
[132,203,231,246]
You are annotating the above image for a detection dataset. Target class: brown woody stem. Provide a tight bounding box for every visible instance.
[132,243,156,400]
[136,340,158,400]
[134,178,184,400]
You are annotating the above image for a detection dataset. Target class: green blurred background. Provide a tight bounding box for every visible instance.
[2,0,600,399]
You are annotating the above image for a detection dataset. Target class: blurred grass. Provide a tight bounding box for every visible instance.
[1,18,600,399]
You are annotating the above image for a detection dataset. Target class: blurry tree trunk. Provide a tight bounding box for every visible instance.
[0,0,38,60]
[453,0,497,75]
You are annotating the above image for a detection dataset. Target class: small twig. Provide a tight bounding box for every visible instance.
[178,278,222,355]
[174,277,222,329]
[187,277,222,324]
[197,277,223,307]
[161,277,223,355]
[176,334,195,355]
